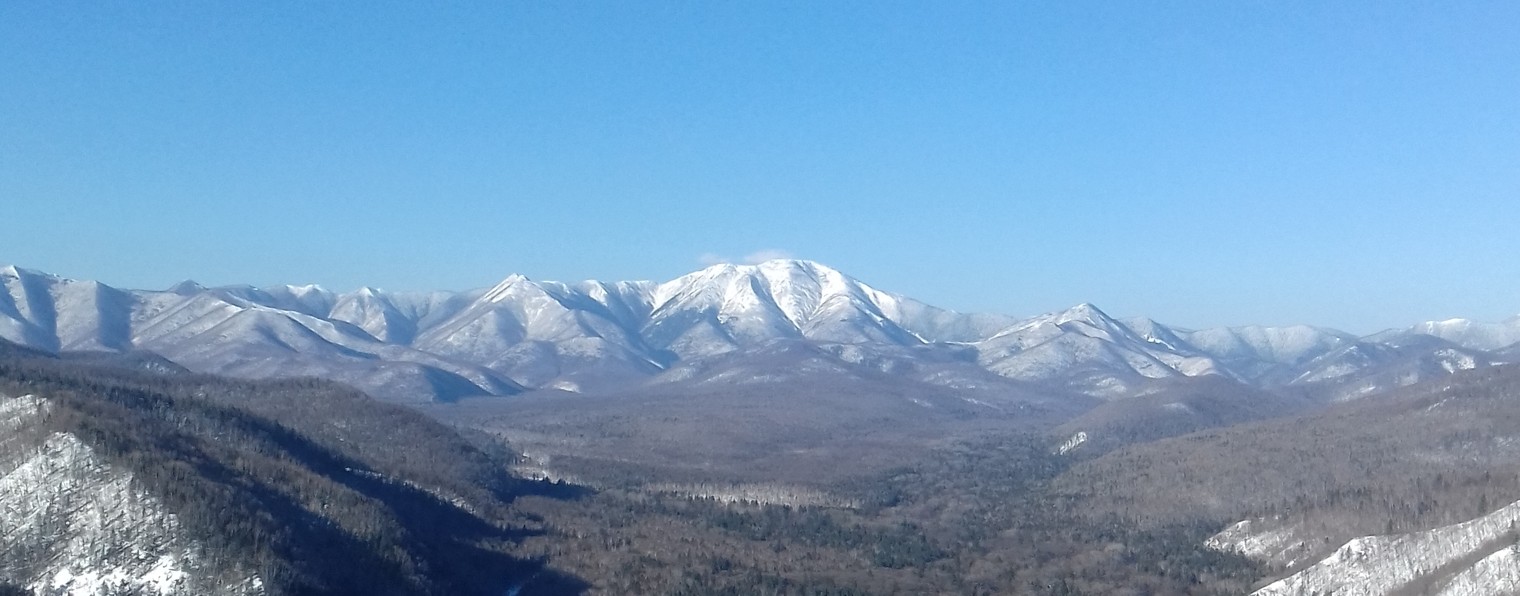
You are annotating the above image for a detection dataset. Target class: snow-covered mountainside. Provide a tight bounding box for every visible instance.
[1401,317,1520,352]
[974,304,1225,397]
[1,262,1515,401]
[1212,498,1520,595]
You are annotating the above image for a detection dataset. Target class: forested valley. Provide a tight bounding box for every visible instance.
[5,340,1520,594]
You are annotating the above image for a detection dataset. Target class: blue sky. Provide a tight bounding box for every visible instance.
[3,2,1517,333]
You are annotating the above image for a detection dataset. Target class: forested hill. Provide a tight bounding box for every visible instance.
[0,344,586,595]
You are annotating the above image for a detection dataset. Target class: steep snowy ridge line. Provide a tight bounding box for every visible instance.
[1,262,1516,400]
[1211,498,1520,596]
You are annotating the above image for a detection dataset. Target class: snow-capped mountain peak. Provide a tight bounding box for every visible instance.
[986,303,1126,343]
[1055,302,1107,325]
[651,259,859,313]
[642,259,922,354]
[1050,303,1133,341]
[165,280,208,296]
[480,274,534,304]
[283,283,328,295]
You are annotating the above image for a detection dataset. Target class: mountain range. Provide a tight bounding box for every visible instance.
[2,260,1516,403]
[6,259,1520,595]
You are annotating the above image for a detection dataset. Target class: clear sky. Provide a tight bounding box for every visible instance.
[3,2,1517,333]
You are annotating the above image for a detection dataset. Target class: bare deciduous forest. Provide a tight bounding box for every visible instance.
[5,341,1520,594]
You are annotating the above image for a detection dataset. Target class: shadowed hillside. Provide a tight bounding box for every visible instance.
[0,344,587,595]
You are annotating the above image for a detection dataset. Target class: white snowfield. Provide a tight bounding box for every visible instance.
[1,261,1515,400]
[1212,499,1520,596]
[0,395,264,596]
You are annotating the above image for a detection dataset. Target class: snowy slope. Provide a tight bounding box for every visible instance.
[643,260,923,357]
[1287,335,1493,401]
[975,304,1224,397]
[412,275,661,389]
[1382,317,1520,352]
[1219,498,1520,595]
[1438,546,1520,595]
[1176,324,1355,384]
[136,298,523,402]
[328,287,418,344]
[0,395,262,596]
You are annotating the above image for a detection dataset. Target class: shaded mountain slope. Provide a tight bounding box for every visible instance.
[1053,374,1315,456]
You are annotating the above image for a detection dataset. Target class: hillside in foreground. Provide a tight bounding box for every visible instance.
[0,348,586,595]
